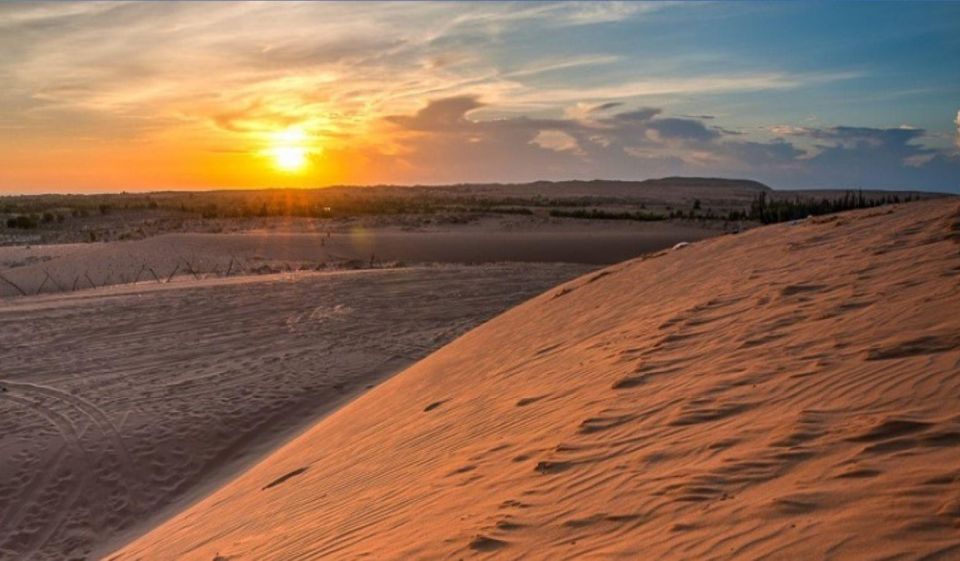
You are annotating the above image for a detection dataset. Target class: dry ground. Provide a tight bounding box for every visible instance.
[0,221,713,297]
[109,200,960,561]
[0,263,591,561]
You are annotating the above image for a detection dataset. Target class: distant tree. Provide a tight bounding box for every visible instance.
[549,208,665,222]
[7,215,38,229]
[746,189,906,225]
[201,203,219,219]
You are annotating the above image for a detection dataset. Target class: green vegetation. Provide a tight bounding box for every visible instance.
[549,209,666,221]
[745,190,918,224]
[0,183,940,245]
[6,215,38,229]
[467,207,533,215]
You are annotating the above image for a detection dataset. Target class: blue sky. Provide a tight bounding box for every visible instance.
[0,1,958,192]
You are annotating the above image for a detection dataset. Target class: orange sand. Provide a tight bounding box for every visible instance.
[109,200,960,560]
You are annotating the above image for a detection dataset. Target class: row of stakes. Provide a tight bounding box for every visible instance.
[0,256,247,297]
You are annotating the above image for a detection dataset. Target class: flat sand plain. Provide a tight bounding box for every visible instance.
[0,262,591,561]
[0,221,714,297]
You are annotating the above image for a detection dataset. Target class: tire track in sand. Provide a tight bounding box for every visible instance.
[0,392,99,559]
[0,380,144,510]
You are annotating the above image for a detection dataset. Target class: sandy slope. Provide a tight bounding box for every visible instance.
[0,263,590,561]
[109,200,960,560]
[0,222,713,297]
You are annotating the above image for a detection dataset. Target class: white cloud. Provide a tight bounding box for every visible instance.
[504,55,621,79]
[769,125,811,136]
[530,130,582,154]
[955,109,960,149]
[2,3,957,192]
[503,72,857,108]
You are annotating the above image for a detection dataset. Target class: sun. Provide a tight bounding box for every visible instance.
[272,146,307,172]
[267,128,310,173]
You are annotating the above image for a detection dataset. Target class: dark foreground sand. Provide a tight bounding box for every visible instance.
[0,263,591,560]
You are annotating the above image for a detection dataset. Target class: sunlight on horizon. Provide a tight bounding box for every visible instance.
[0,2,957,192]
[267,128,312,174]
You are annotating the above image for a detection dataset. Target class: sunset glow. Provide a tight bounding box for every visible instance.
[268,129,311,173]
[2,6,960,560]
[273,148,307,172]
[0,2,958,193]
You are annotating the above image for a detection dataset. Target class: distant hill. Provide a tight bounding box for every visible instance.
[496,177,772,192]
[409,177,776,203]
[2,178,951,246]
[634,176,772,191]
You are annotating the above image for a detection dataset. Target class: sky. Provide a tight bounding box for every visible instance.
[1,1,959,194]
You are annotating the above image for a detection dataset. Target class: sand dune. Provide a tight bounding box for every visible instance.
[0,263,590,561]
[0,222,713,297]
[108,200,960,560]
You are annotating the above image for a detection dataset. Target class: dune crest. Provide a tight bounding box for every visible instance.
[110,201,960,560]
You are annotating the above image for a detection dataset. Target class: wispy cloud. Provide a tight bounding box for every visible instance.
[368,96,960,189]
[0,2,956,192]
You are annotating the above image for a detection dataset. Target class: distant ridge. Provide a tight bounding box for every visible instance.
[636,176,772,191]
[377,177,774,192]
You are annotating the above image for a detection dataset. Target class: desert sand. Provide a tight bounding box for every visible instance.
[0,262,591,561]
[105,199,960,560]
[0,221,714,297]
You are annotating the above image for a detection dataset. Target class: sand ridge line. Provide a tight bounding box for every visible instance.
[107,200,960,561]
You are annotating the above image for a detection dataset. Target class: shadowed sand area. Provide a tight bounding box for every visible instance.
[107,200,960,560]
[0,263,591,560]
[0,221,715,297]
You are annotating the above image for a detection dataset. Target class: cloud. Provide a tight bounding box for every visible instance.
[531,130,582,154]
[377,97,724,181]
[504,55,621,79]
[788,125,934,163]
[606,108,662,123]
[504,73,824,107]
[955,109,960,149]
[647,118,721,142]
[371,96,960,191]
[592,102,624,113]
[756,124,959,188]
[0,3,854,134]
[769,125,811,136]
[801,125,925,147]
[386,96,485,130]
[719,139,807,167]
[0,2,955,192]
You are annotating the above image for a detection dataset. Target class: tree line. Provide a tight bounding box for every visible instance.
[736,190,920,224]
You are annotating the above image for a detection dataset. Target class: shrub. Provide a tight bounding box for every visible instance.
[747,190,911,224]
[6,215,38,229]
[549,208,666,221]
